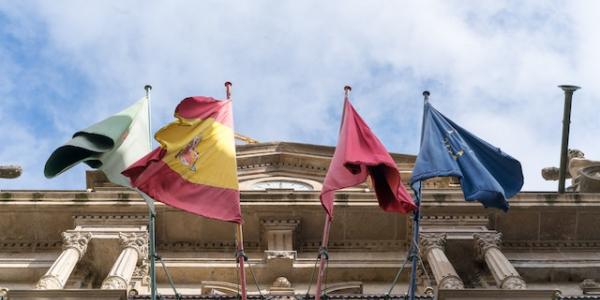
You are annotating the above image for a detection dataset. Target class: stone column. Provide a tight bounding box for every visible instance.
[36,232,92,289]
[419,233,464,289]
[474,233,526,289]
[101,232,148,289]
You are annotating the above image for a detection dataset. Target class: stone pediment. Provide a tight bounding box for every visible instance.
[236,141,416,188]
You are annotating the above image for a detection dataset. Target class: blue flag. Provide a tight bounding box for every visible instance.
[410,101,524,211]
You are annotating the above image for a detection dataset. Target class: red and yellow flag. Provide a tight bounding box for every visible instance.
[123,96,241,223]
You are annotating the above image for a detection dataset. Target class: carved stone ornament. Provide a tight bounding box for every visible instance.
[474,232,502,259]
[439,276,465,289]
[581,279,600,289]
[101,275,128,289]
[501,276,527,290]
[35,275,62,289]
[119,232,148,258]
[416,265,431,287]
[580,279,600,294]
[133,259,150,286]
[272,277,292,288]
[265,250,296,260]
[270,277,294,296]
[419,233,447,255]
[424,286,434,296]
[62,232,92,257]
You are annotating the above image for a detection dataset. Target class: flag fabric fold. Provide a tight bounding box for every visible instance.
[320,98,417,218]
[123,96,242,223]
[410,101,524,211]
[44,97,151,187]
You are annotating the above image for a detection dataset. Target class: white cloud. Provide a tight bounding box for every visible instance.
[0,0,598,191]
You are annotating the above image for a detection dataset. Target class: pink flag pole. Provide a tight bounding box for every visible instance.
[226,81,247,300]
[315,85,352,300]
[314,214,332,300]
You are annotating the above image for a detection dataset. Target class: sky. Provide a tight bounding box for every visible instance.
[0,0,599,191]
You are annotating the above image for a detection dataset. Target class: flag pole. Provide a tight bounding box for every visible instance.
[226,81,248,300]
[144,84,158,300]
[315,85,351,300]
[314,215,332,300]
[408,91,429,300]
[236,224,248,300]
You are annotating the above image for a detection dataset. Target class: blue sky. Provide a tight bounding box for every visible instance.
[1,1,599,191]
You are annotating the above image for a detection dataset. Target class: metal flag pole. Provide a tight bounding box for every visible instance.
[408,91,429,300]
[315,85,351,300]
[314,215,332,300]
[236,224,248,300]
[144,84,158,300]
[557,85,580,193]
[226,81,248,300]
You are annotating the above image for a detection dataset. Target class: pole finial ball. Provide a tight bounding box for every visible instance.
[144,85,152,91]
[344,85,352,92]
[422,91,430,97]
[225,81,232,87]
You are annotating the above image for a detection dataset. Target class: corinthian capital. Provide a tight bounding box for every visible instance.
[119,232,148,258]
[473,232,502,258]
[62,232,92,257]
[420,233,447,254]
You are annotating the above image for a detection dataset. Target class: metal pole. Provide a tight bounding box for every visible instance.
[557,85,580,193]
[144,85,153,149]
[408,91,429,300]
[226,81,247,300]
[225,81,232,100]
[316,86,352,299]
[236,224,248,300]
[144,84,158,300]
[408,192,421,300]
[314,215,332,300]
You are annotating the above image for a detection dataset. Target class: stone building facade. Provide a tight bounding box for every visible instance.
[1,141,600,299]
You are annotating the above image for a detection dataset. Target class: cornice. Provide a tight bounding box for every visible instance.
[237,154,328,172]
[157,241,261,252]
[235,142,416,178]
[421,214,489,227]
[2,190,600,211]
[236,141,337,158]
[261,218,301,230]
[5,239,600,252]
[236,141,417,162]
[300,240,409,251]
[131,294,432,299]
[0,240,62,251]
[74,214,148,226]
[503,240,600,249]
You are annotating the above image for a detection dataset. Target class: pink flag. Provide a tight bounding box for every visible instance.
[320,98,417,218]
